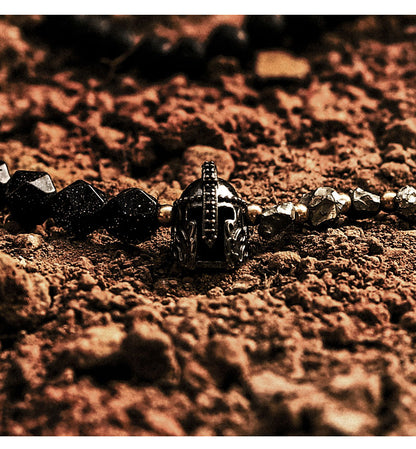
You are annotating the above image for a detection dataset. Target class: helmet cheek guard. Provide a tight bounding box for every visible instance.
[171,161,250,270]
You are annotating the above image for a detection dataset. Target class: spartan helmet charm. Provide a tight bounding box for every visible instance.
[171,161,250,270]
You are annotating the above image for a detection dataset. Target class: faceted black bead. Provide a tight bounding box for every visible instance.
[324,15,361,29]
[171,37,206,78]
[300,187,348,227]
[244,15,286,49]
[35,16,134,60]
[123,35,173,79]
[70,16,134,59]
[101,188,159,243]
[284,15,327,50]
[348,188,381,219]
[0,161,10,209]
[205,24,252,67]
[47,180,107,236]
[5,170,56,227]
[395,186,416,221]
[258,202,296,239]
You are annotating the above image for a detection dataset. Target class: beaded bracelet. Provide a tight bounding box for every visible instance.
[31,15,359,80]
[0,160,414,271]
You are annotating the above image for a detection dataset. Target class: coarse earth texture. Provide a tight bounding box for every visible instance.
[1,15,416,436]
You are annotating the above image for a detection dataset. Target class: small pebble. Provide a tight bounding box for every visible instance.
[254,50,310,81]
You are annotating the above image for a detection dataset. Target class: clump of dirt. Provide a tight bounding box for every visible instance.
[1,15,416,436]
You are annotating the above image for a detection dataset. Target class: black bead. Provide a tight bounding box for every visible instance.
[348,188,381,219]
[258,202,296,239]
[122,34,173,79]
[35,15,134,60]
[0,161,10,209]
[324,15,361,29]
[171,37,206,78]
[70,16,134,59]
[205,24,252,67]
[47,180,107,236]
[100,188,159,243]
[244,15,286,49]
[284,15,327,50]
[5,170,56,227]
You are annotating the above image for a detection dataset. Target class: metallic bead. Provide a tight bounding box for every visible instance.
[300,187,349,227]
[247,204,262,225]
[158,205,173,226]
[0,161,10,209]
[349,188,381,218]
[258,202,296,239]
[338,193,351,214]
[381,191,397,212]
[294,203,309,223]
[395,186,416,221]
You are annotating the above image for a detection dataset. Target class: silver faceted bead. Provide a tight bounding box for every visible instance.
[349,187,381,218]
[396,186,416,220]
[300,187,349,227]
[258,202,296,239]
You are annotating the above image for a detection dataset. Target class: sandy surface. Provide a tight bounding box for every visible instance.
[1,15,416,435]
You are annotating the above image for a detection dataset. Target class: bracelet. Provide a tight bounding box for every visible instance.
[1,159,414,271]
[31,15,359,80]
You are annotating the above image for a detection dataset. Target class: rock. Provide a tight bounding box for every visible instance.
[384,291,412,322]
[249,371,297,404]
[329,366,382,413]
[182,360,212,394]
[143,410,185,436]
[383,118,416,148]
[0,252,51,330]
[254,50,310,81]
[400,311,416,332]
[268,251,301,272]
[126,305,163,326]
[11,233,44,249]
[53,324,126,370]
[206,287,225,299]
[152,111,226,154]
[383,143,408,162]
[380,161,412,183]
[78,273,97,291]
[320,406,378,436]
[320,313,358,348]
[32,122,67,145]
[180,145,235,185]
[95,126,125,152]
[365,236,384,255]
[122,322,179,383]
[353,302,390,325]
[206,335,248,388]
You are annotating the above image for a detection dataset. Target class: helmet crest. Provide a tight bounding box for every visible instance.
[202,161,218,247]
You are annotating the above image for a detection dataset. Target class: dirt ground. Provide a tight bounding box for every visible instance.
[1,15,416,436]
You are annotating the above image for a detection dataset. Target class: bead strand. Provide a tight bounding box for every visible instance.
[3,160,415,259]
[30,15,360,81]
[0,161,169,243]
[257,186,416,240]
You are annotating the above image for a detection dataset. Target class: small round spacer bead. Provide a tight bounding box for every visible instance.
[158,204,173,226]
[294,203,309,223]
[338,193,352,214]
[381,191,397,212]
[247,204,262,225]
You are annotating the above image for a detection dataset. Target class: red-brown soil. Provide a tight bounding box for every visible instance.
[1,15,416,436]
